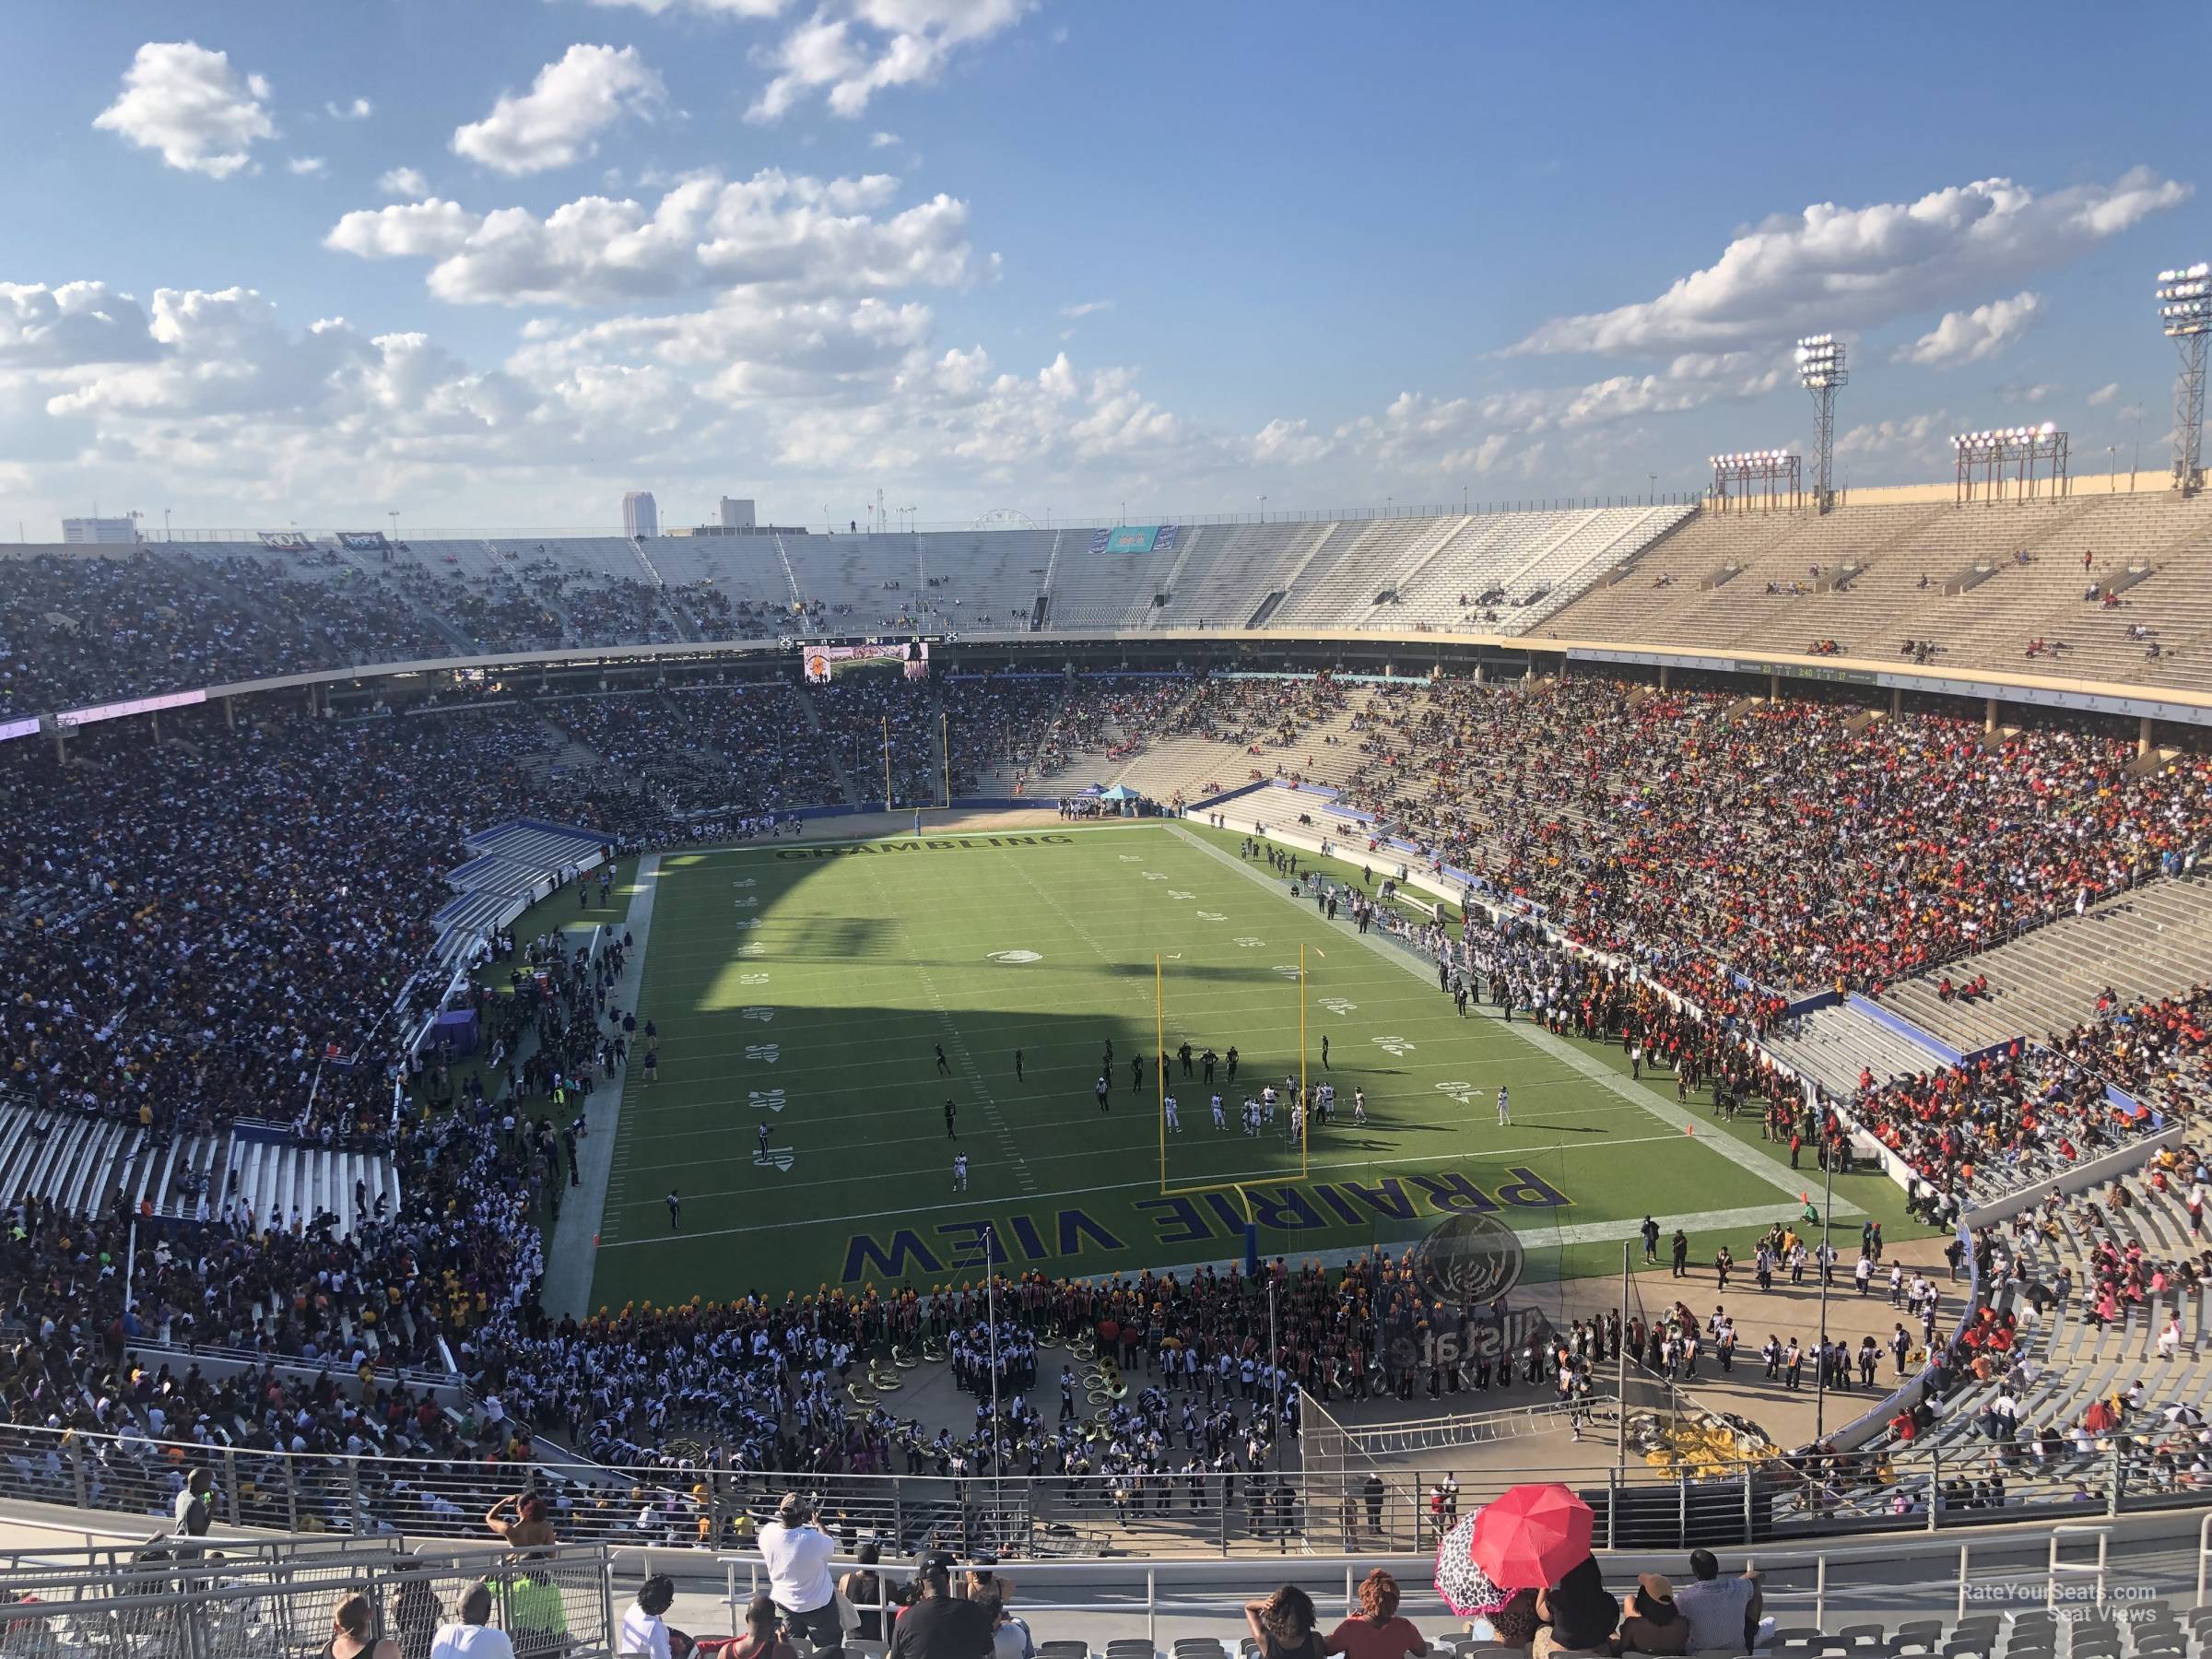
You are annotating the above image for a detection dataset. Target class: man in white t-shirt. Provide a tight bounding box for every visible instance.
[759,1493,841,1649]
[431,1583,515,1658]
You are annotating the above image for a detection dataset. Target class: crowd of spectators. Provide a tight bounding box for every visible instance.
[3,614,2210,1556]
[1,704,573,1146]
[936,676,1070,794]
[0,550,455,715]
[558,578,681,648]
[662,687,849,812]
[814,677,940,805]
[1325,677,2212,994]
[1834,986,2206,1219]
[205,555,453,669]
[1171,674,1352,755]
[1053,675,1194,765]
[399,564,564,654]
[674,582,791,642]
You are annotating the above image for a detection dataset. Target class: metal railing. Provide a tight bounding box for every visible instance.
[3,1414,2203,1566]
[712,1524,2201,1644]
[0,1536,613,1659]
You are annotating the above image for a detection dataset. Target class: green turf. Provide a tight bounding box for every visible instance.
[580,821,1914,1311]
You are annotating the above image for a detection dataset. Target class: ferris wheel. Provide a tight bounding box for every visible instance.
[972,508,1037,530]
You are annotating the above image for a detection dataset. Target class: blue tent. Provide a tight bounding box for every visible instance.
[1099,783,1139,802]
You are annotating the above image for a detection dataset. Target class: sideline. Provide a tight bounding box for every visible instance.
[1165,822,1865,1218]
[547,852,663,1318]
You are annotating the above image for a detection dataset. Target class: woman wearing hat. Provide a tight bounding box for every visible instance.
[1613,1576,1688,1656]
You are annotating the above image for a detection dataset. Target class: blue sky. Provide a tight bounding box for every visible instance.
[1,1,2206,535]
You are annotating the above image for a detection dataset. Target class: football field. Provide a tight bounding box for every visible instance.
[582,820,1853,1312]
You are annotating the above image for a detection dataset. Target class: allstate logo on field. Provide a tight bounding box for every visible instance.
[1410,1211,1525,1305]
[986,949,1041,964]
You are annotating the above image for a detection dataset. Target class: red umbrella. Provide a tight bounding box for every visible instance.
[1468,1483,1594,1589]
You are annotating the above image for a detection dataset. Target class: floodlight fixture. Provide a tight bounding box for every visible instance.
[2159,261,2209,493]
[1952,421,2069,502]
[1794,335,1846,511]
[1710,448,1802,512]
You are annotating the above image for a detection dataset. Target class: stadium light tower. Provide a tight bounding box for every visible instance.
[2157,262,2210,495]
[1795,335,1847,513]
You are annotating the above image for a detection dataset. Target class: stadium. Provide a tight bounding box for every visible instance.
[5,8,2212,1658]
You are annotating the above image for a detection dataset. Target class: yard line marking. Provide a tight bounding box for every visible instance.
[597,1127,1809,1245]
[614,1122,1684,1185]
[641,1026,1548,1079]
[606,1106,1663,1185]
[618,1069,1628,1130]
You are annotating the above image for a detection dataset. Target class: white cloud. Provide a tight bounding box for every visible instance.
[452,44,665,176]
[325,97,373,120]
[1512,171,2188,357]
[2088,382,2122,406]
[93,41,276,178]
[1835,409,1950,463]
[1059,299,1112,319]
[869,131,901,147]
[378,166,431,199]
[326,197,484,260]
[1230,353,1779,490]
[748,0,1035,122]
[35,288,529,434]
[510,289,934,402]
[288,156,328,177]
[769,342,1182,474]
[1,282,554,519]
[0,283,159,369]
[586,0,787,13]
[325,170,981,306]
[1893,290,2042,367]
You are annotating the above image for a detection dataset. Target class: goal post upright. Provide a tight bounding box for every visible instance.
[1299,941,1309,1179]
